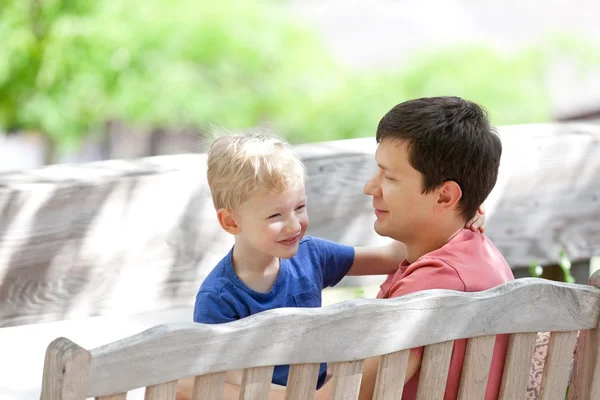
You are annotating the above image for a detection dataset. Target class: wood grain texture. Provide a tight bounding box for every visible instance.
[568,329,593,400]
[40,337,91,400]
[457,335,497,400]
[588,270,600,400]
[284,364,320,400]
[192,373,225,400]
[328,361,363,400]
[145,381,177,400]
[1,123,600,327]
[569,269,600,399]
[239,366,274,400]
[538,331,578,400]
[83,279,600,397]
[97,394,127,400]
[498,332,539,400]
[416,341,454,400]
[372,350,410,400]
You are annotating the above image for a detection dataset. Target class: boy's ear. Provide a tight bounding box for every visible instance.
[436,180,462,210]
[217,208,241,235]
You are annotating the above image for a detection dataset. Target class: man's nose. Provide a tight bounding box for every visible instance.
[364,177,382,197]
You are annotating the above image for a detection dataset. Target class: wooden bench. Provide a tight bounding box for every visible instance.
[40,272,600,400]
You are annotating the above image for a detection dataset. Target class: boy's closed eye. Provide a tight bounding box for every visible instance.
[267,205,305,219]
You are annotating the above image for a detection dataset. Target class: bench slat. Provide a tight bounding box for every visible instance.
[539,331,578,400]
[457,335,497,400]
[373,350,410,400]
[239,366,275,400]
[97,394,127,400]
[498,332,538,399]
[192,372,225,400]
[144,381,177,400]
[329,360,363,400]
[284,363,320,400]
[416,341,454,400]
[41,338,92,400]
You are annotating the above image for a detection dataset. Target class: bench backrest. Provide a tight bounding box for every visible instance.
[40,273,600,400]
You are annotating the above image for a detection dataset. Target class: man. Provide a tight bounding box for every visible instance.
[351,96,514,399]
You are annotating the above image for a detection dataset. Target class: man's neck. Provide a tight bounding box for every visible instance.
[404,220,464,264]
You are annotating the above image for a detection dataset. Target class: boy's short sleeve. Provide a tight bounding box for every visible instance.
[193,290,238,324]
[308,236,355,288]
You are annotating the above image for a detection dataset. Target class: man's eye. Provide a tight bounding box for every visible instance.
[296,205,306,211]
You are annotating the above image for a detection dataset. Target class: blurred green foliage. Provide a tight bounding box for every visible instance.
[1,0,599,158]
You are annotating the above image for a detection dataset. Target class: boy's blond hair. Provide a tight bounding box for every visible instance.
[207,131,307,211]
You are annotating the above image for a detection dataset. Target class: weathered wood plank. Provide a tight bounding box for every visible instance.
[485,124,600,271]
[568,329,593,399]
[284,364,320,400]
[568,270,600,399]
[372,350,410,400]
[457,335,497,400]
[416,341,454,400]
[40,337,91,400]
[239,366,274,400]
[192,372,225,400]
[498,332,539,400]
[1,123,600,327]
[97,394,128,400]
[85,279,600,397]
[328,361,363,400]
[144,381,176,400]
[538,331,578,400]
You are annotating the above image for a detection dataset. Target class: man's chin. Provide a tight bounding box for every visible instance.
[374,222,400,241]
[373,222,387,237]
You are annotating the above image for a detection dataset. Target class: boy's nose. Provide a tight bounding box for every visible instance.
[284,217,301,233]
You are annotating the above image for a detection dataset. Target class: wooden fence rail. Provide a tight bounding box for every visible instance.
[1,123,599,327]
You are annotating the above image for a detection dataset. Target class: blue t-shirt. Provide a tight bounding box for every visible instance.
[193,235,355,389]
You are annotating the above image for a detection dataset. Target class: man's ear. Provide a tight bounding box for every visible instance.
[217,208,241,235]
[436,180,462,210]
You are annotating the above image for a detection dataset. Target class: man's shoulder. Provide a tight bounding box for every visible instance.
[421,230,514,288]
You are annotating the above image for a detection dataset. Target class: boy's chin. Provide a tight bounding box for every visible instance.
[274,246,300,259]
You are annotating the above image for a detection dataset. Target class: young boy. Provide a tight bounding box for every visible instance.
[193,132,485,390]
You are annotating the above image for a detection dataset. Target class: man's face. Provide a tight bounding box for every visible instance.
[364,138,438,243]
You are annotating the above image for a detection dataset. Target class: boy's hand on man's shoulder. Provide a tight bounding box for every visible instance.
[465,205,486,233]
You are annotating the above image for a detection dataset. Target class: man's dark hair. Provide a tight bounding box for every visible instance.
[376,96,502,222]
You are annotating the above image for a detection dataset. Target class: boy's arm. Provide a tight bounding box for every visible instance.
[347,240,406,276]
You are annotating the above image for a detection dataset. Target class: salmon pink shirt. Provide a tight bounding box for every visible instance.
[377,229,515,400]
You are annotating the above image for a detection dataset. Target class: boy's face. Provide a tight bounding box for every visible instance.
[364,138,438,244]
[233,184,309,259]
